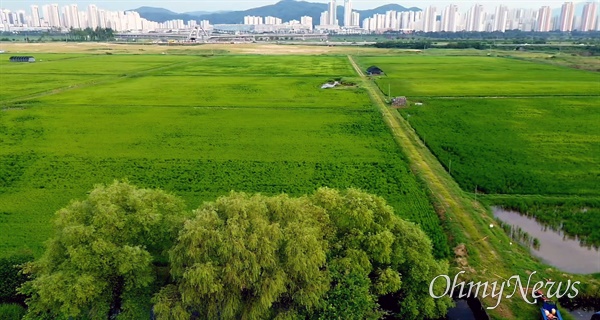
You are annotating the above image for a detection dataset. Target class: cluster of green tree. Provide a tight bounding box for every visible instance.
[66,27,115,41]
[13,181,451,319]
[514,44,600,56]
[485,196,600,247]
[373,40,600,55]
[373,40,491,50]
[0,28,114,42]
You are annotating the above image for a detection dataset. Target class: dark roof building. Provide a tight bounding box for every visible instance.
[366,66,384,75]
[9,56,35,62]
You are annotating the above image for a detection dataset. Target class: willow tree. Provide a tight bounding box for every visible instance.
[154,188,452,320]
[312,188,453,320]
[19,181,188,320]
[152,192,331,319]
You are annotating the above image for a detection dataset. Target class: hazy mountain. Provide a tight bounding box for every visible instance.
[131,6,200,22]
[184,10,232,15]
[131,0,420,24]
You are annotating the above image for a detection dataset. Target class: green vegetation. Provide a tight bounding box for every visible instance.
[397,97,599,195]
[21,182,451,320]
[20,181,187,319]
[349,54,598,319]
[356,53,600,285]
[0,304,26,320]
[357,55,600,97]
[0,53,448,263]
[484,195,600,247]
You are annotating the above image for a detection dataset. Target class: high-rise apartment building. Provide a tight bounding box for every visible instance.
[423,6,437,32]
[493,6,508,32]
[30,5,41,27]
[343,0,352,26]
[559,2,575,31]
[350,12,360,27]
[536,6,552,31]
[329,0,337,26]
[466,4,485,31]
[580,2,598,31]
[441,4,459,32]
[88,5,99,29]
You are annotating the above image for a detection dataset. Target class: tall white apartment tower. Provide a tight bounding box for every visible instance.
[536,6,552,31]
[423,6,437,32]
[69,4,81,29]
[559,2,575,31]
[343,0,352,26]
[441,4,459,32]
[50,4,61,28]
[88,5,99,29]
[466,4,485,32]
[329,0,337,26]
[493,5,508,32]
[31,5,41,27]
[351,12,360,27]
[580,2,598,31]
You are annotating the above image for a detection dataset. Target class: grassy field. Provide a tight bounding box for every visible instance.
[349,54,599,320]
[357,56,600,97]
[397,97,599,195]
[0,53,448,260]
[356,53,600,282]
[355,55,599,196]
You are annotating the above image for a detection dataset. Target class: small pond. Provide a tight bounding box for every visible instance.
[492,207,600,274]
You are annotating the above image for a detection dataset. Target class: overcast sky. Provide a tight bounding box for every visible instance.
[0,0,588,12]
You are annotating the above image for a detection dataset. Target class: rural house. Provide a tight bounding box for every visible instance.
[367,66,384,75]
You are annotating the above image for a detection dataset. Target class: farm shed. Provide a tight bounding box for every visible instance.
[391,96,407,108]
[367,66,384,75]
[9,56,35,62]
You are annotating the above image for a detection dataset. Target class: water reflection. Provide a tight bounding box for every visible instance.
[492,206,600,274]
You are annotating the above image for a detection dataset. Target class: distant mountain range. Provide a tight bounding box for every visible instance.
[131,0,420,24]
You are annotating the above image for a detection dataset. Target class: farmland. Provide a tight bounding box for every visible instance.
[0,53,448,260]
[358,56,600,97]
[356,54,600,251]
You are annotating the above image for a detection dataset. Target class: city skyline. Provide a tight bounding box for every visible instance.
[2,0,598,33]
[0,0,596,13]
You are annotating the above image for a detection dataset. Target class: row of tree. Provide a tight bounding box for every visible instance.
[0,28,115,42]
[66,27,115,41]
[12,181,451,319]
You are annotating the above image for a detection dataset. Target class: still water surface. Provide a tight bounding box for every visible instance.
[492,207,599,274]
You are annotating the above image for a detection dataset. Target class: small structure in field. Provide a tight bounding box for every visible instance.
[9,56,35,62]
[391,96,407,108]
[366,66,384,76]
[415,102,423,106]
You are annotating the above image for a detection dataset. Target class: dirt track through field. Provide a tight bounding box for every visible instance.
[348,54,515,317]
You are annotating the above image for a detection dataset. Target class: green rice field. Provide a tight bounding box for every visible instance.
[358,56,600,97]
[0,53,449,259]
[356,55,600,196]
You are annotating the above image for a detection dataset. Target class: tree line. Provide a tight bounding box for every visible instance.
[2,181,452,320]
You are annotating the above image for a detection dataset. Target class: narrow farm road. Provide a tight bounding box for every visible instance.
[348,55,517,317]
